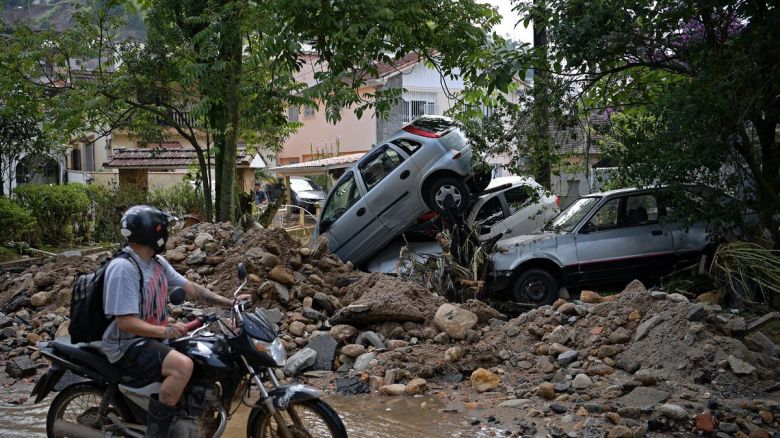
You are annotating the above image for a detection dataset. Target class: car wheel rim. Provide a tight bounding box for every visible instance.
[434,185,462,209]
[524,276,549,302]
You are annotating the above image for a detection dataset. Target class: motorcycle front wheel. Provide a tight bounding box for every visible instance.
[46,382,132,438]
[248,399,347,438]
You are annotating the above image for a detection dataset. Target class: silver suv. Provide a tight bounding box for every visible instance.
[491,187,717,305]
[315,116,477,265]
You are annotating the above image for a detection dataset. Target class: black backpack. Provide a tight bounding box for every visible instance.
[69,251,142,344]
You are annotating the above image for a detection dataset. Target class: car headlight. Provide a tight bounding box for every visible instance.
[251,337,286,366]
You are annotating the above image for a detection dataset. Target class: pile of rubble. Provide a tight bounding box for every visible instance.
[1,221,779,437]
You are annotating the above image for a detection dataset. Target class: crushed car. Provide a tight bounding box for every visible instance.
[314,116,488,266]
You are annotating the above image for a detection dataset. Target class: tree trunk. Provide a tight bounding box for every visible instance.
[531,0,552,190]
[212,17,242,223]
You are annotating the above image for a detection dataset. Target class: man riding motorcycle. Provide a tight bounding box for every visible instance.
[104,205,249,437]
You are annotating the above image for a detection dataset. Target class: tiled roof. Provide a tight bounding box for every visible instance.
[374,53,421,78]
[106,147,257,169]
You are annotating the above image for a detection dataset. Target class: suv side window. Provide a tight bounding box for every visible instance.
[475,197,505,233]
[586,198,620,231]
[321,172,361,224]
[624,194,659,226]
[358,145,405,192]
[391,138,422,156]
[504,185,537,214]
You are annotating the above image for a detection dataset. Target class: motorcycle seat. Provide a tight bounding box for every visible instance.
[52,339,155,387]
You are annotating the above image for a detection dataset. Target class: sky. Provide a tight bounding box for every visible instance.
[486,0,533,43]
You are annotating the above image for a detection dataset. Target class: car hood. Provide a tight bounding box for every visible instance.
[491,231,560,272]
[296,190,326,200]
[495,231,557,249]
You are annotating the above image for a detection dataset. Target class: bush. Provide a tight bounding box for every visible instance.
[14,184,91,245]
[147,183,202,219]
[0,196,36,243]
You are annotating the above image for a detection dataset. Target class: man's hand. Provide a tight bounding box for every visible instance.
[163,323,188,339]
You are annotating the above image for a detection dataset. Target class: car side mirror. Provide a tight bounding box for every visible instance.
[238,263,247,281]
[169,287,186,305]
[319,218,332,232]
[479,225,491,235]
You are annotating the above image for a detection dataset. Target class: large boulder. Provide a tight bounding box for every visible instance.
[283,348,317,376]
[434,303,478,340]
[305,333,338,371]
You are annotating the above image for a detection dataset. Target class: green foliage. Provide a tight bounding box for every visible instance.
[147,183,202,219]
[14,184,91,245]
[0,196,36,244]
[711,242,780,308]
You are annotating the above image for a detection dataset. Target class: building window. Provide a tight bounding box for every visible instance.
[70,148,81,171]
[84,143,95,171]
[303,105,316,118]
[402,92,436,123]
[288,106,299,122]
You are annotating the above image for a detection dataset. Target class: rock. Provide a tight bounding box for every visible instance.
[695,410,715,433]
[334,377,370,395]
[607,425,634,438]
[258,308,283,325]
[433,332,450,344]
[597,344,622,358]
[470,368,501,393]
[269,266,295,285]
[329,324,358,342]
[651,291,668,300]
[186,250,206,266]
[627,310,641,321]
[405,378,428,395]
[55,321,69,338]
[586,363,615,376]
[538,382,556,400]
[306,334,338,371]
[572,374,592,390]
[697,292,720,305]
[259,253,279,268]
[288,321,306,337]
[686,305,706,322]
[302,307,326,321]
[745,332,780,358]
[461,299,507,322]
[547,325,571,345]
[634,315,664,341]
[499,399,531,408]
[634,369,657,386]
[548,343,569,355]
[355,331,386,349]
[557,350,578,366]
[549,403,567,414]
[609,327,632,344]
[353,352,377,371]
[283,348,318,376]
[5,356,37,378]
[658,403,688,420]
[299,247,312,257]
[433,303,478,340]
[718,422,740,433]
[558,302,577,315]
[33,271,57,289]
[727,355,756,375]
[580,290,603,303]
[618,387,670,408]
[445,346,464,362]
[758,410,774,424]
[667,293,689,303]
[312,292,336,314]
[536,356,556,373]
[341,344,366,358]
[386,340,408,350]
[380,384,406,396]
[30,291,53,307]
[194,232,214,248]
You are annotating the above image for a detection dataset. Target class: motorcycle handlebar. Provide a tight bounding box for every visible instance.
[183,318,203,331]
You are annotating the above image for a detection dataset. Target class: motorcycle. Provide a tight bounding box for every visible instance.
[31,263,347,438]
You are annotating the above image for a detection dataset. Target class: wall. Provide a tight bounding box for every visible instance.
[375,74,405,142]
[280,87,377,163]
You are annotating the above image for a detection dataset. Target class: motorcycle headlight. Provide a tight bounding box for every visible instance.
[251,337,286,366]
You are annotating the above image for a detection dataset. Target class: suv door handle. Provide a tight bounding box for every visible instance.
[356,207,366,217]
[651,230,663,236]
[400,170,410,180]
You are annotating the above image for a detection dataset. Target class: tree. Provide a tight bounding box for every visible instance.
[3,0,502,222]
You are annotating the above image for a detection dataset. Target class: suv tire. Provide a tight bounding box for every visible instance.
[512,268,559,306]
[426,177,470,213]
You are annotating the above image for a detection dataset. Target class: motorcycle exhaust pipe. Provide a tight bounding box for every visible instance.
[52,420,109,438]
[211,405,228,438]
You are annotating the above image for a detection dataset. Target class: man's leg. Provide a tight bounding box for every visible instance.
[159,350,194,406]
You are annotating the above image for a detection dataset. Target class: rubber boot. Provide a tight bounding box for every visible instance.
[145,397,177,438]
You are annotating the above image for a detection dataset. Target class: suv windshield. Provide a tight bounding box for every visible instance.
[291,178,321,192]
[546,196,601,232]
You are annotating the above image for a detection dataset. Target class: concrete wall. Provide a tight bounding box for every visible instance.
[376,74,405,142]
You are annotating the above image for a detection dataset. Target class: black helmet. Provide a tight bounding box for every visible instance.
[120,205,176,254]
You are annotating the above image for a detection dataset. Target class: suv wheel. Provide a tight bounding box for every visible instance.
[512,268,559,306]
[426,177,469,213]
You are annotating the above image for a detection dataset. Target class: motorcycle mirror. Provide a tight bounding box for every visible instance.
[238,263,247,281]
[169,287,186,305]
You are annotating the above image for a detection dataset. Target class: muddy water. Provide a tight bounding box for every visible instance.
[0,394,504,437]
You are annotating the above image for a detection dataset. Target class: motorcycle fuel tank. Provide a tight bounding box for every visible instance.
[171,335,238,380]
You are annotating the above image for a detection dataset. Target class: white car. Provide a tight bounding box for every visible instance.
[366,176,559,273]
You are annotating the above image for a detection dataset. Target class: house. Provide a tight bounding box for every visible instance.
[280,54,475,165]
